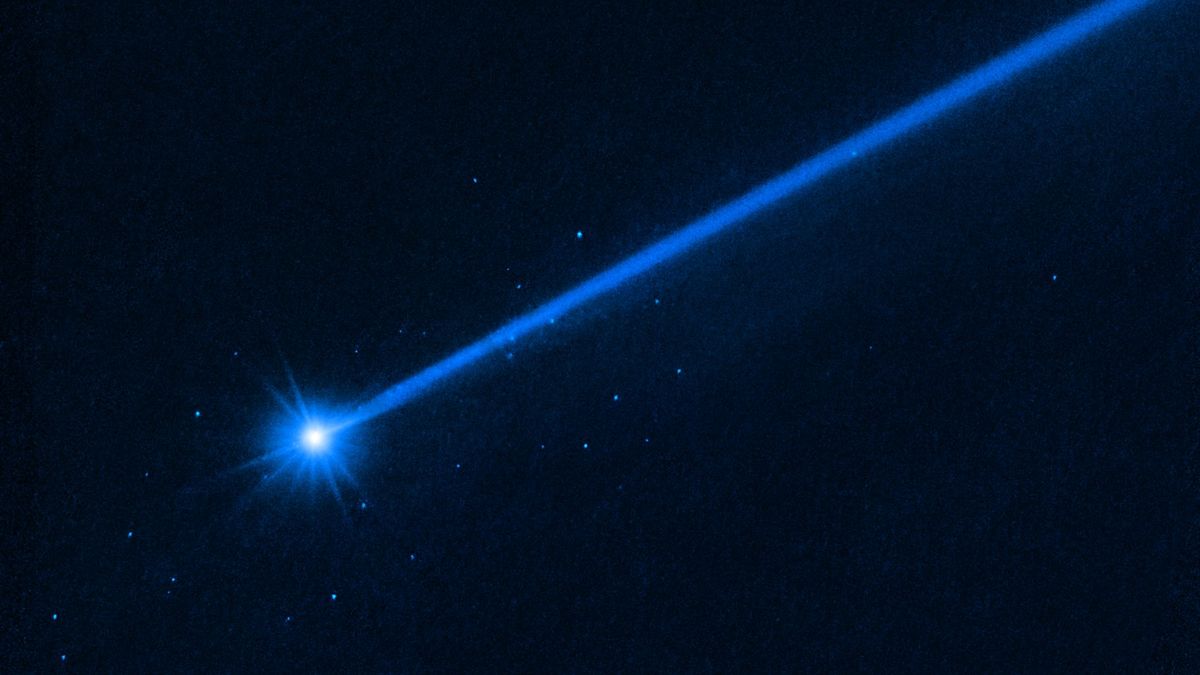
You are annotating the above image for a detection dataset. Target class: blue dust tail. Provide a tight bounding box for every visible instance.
[341,0,1153,429]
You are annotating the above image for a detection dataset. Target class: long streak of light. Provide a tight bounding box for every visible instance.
[340,0,1152,430]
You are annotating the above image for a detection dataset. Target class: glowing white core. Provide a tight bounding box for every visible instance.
[301,424,329,454]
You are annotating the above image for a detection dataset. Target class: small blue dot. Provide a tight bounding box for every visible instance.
[61,655,67,663]
[359,500,367,510]
[582,442,589,449]
[471,176,478,184]
[576,230,583,240]
[170,576,176,583]
[1051,274,1058,282]
[644,437,650,444]
[330,593,337,601]
[52,613,58,621]
[127,531,133,539]
[455,463,461,470]
[654,298,661,305]
[676,368,683,375]
[194,410,201,418]
[612,394,620,402]
[410,553,416,561]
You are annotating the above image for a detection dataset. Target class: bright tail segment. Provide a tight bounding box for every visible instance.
[343,0,1153,429]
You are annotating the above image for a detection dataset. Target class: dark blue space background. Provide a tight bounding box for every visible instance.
[8,0,1199,670]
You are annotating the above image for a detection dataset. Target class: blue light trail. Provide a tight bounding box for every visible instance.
[337,0,1152,431]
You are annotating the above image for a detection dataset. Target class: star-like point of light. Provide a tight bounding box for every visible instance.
[301,423,331,455]
[250,369,363,501]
